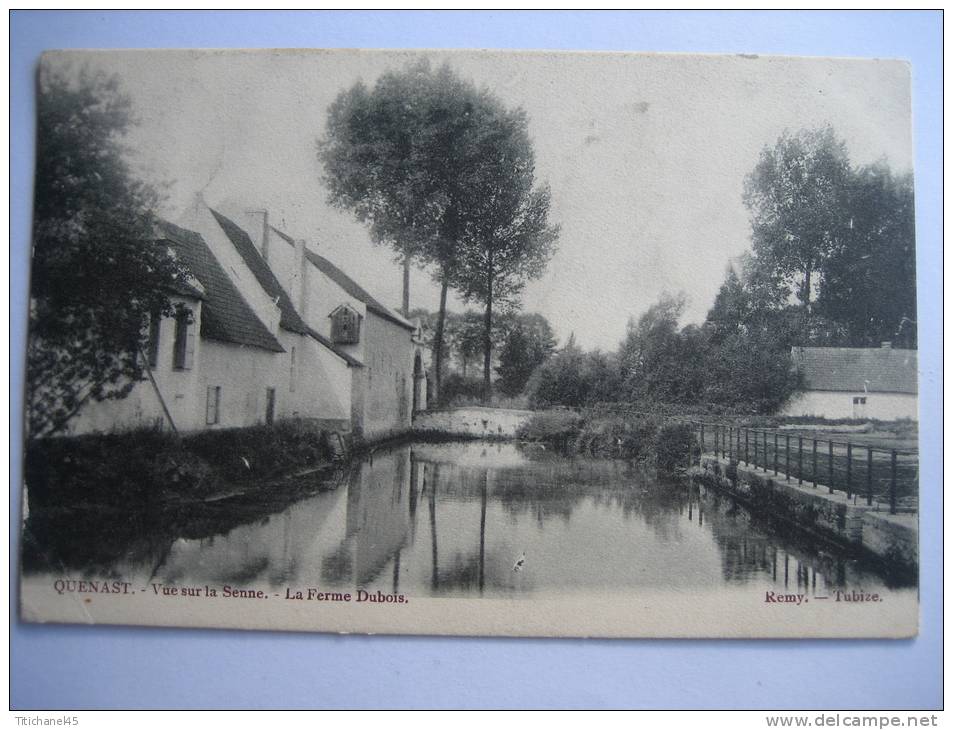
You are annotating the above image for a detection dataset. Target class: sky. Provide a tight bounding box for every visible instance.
[45,49,913,351]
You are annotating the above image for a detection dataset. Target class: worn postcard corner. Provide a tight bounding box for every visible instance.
[20,48,919,639]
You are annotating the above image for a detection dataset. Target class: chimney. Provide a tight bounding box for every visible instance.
[295,238,309,317]
[261,210,270,262]
[881,341,892,349]
[245,209,270,262]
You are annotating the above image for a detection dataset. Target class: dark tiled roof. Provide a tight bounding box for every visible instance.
[793,347,918,395]
[155,219,284,353]
[167,278,206,301]
[209,210,362,368]
[270,225,415,332]
[306,326,364,368]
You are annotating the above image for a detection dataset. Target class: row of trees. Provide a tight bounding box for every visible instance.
[528,126,916,414]
[412,308,558,401]
[320,60,559,403]
[28,63,914,432]
[743,126,916,348]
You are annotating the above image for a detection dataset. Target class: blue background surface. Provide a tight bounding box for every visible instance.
[10,10,942,710]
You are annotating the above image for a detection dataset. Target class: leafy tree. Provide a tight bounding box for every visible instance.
[526,336,589,409]
[451,116,559,401]
[815,162,917,347]
[702,328,800,413]
[28,65,186,438]
[496,312,557,396]
[447,310,486,377]
[743,126,852,309]
[526,336,622,409]
[618,292,689,402]
[321,60,546,399]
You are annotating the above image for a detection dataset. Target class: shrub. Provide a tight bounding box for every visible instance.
[435,373,485,407]
[516,409,582,450]
[24,419,334,509]
[654,422,697,472]
[725,461,739,484]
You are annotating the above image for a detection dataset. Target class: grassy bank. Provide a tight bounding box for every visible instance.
[515,409,697,471]
[24,420,339,510]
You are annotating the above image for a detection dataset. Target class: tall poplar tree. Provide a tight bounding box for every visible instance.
[321,59,551,399]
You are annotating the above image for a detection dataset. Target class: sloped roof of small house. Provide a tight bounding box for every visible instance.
[210,209,363,368]
[155,219,284,353]
[270,226,416,332]
[792,346,918,395]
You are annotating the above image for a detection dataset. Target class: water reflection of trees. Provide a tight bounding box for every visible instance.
[688,483,916,591]
[23,439,913,596]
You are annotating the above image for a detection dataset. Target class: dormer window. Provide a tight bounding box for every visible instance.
[330,305,362,344]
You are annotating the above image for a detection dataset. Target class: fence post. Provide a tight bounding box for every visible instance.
[866,447,873,506]
[745,429,749,465]
[774,433,779,475]
[753,430,758,468]
[700,424,705,455]
[729,426,734,461]
[785,435,790,481]
[828,441,834,494]
[798,436,803,485]
[722,426,726,460]
[890,450,898,514]
[846,442,853,499]
[764,431,769,473]
[812,439,818,488]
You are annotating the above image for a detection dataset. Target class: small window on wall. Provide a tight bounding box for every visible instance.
[172,308,195,370]
[853,396,867,405]
[206,386,221,425]
[330,306,361,344]
[147,313,161,368]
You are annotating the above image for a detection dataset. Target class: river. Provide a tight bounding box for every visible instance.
[21,440,915,603]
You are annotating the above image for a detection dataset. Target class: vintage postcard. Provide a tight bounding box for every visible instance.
[19,48,919,638]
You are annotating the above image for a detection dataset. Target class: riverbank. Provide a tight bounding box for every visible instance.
[692,454,917,580]
[23,420,345,511]
[514,409,696,470]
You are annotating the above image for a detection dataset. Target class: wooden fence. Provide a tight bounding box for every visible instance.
[692,423,918,515]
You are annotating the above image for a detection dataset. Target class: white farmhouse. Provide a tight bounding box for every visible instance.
[782,344,918,421]
[68,200,427,440]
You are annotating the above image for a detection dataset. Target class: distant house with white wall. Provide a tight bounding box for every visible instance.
[782,344,918,421]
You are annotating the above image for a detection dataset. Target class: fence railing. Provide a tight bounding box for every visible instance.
[691,422,918,515]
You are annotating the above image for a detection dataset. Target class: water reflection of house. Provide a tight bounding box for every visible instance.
[323,449,412,587]
[69,199,427,439]
[154,491,344,588]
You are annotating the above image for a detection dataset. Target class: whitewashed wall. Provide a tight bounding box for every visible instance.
[282,330,352,426]
[358,312,414,439]
[68,295,204,434]
[782,390,918,421]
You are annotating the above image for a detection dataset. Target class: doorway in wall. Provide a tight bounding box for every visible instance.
[265,387,276,425]
[852,395,867,419]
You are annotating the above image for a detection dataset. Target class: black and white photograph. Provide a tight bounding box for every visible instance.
[19,48,919,638]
